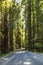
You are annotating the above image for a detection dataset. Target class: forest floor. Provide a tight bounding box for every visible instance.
[0,51,43,65]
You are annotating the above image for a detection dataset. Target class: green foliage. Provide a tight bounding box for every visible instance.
[0,0,43,55]
[35,43,43,48]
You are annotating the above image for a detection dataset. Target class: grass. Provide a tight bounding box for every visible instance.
[0,52,12,58]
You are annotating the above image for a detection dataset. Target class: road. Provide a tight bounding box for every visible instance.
[0,51,43,65]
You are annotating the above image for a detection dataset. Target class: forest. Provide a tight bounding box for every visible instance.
[0,0,43,55]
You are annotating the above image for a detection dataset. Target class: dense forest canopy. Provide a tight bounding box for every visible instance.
[0,0,43,54]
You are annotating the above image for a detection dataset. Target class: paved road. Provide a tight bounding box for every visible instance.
[0,51,43,65]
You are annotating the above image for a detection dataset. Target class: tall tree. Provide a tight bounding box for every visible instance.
[1,1,8,53]
[9,2,14,51]
[27,0,32,50]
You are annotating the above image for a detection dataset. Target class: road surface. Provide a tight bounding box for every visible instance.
[0,51,43,65]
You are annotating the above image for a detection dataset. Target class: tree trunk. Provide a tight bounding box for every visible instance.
[28,0,32,50]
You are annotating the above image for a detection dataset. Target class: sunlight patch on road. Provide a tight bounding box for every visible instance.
[16,51,26,54]
[0,58,9,61]
[23,62,31,65]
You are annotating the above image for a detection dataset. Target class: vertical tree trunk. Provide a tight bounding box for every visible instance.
[35,0,40,43]
[4,13,8,53]
[32,0,36,51]
[16,22,21,49]
[1,2,8,54]
[9,7,14,51]
[28,0,32,51]
[10,28,14,51]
